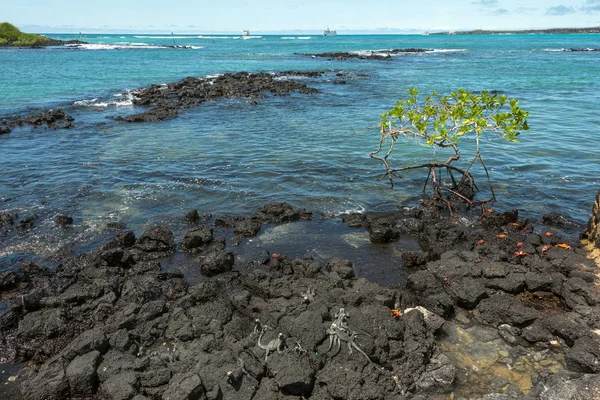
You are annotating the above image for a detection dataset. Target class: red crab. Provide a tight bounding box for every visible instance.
[442,274,452,286]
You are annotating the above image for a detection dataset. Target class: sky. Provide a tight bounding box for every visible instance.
[3,0,600,34]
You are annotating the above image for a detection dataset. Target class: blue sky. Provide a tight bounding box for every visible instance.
[4,0,600,33]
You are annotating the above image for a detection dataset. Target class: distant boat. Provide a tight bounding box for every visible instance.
[324,27,337,36]
[242,29,250,36]
[422,31,430,36]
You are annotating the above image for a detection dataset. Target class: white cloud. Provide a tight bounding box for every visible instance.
[582,0,600,13]
[473,0,499,6]
[545,5,576,15]
[492,8,510,15]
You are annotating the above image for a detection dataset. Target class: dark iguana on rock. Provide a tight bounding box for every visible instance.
[326,307,372,363]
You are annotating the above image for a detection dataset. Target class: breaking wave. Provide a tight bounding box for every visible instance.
[72,90,135,109]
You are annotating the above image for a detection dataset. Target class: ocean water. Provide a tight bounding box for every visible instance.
[0,33,599,265]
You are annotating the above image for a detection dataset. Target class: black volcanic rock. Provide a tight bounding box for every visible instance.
[297,48,432,61]
[55,215,74,227]
[3,202,600,400]
[3,109,75,132]
[116,71,321,123]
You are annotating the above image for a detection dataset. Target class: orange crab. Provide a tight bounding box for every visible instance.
[514,251,529,257]
[271,253,281,259]
[486,208,495,214]
[391,309,402,318]
[545,232,553,237]
[476,239,486,246]
[516,242,524,248]
[555,243,571,250]
[496,234,508,239]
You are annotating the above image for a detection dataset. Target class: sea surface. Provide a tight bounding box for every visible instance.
[0,33,599,271]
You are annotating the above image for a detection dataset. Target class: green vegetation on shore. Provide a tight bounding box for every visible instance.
[0,22,52,46]
[433,26,600,35]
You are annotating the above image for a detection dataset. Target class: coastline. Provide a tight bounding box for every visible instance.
[1,34,599,397]
[432,26,600,35]
[1,200,600,399]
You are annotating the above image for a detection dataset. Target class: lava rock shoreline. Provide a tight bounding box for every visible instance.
[114,71,326,123]
[1,201,600,399]
[0,70,342,134]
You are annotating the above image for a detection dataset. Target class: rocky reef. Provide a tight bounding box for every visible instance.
[0,109,75,135]
[1,200,600,399]
[296,49,433,61]
[114,71,325,123]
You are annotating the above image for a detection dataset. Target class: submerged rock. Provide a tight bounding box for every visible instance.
[55,215,73,227]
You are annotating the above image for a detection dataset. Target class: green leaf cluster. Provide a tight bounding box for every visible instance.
[379,88,529,148]
[0,22,51,46]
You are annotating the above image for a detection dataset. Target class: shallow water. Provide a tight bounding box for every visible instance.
[232,218,418,285]
[1,33,599,267]
[439,319,569,398]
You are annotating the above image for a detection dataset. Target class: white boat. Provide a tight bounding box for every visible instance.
[323,27,337,36]
[242,29,250,36]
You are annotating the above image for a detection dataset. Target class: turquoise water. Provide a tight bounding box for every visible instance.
[0,33,599,261]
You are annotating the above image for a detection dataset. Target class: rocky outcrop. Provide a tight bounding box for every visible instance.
[587,190,600,247]
[114,72,323,123]
[296,48,433,61]
[0,110,75,134]
[2,201,600,399]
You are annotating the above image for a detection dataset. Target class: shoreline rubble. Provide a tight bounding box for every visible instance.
[1,200,599,399]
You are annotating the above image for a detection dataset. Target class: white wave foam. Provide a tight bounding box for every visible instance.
[73,89,135,109]
[542,47,599,52]
[73,98,108,108]
[197,36,235,39]
[431,48,467,53]
[133,35,189,39]
[350,48,465,57]
[242,36,262,40]
[65,43,164,50]
[281,36,312,40]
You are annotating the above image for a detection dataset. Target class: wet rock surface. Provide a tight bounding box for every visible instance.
[0,109,75,133]
[114,71,324,123]
[0,201,599,399]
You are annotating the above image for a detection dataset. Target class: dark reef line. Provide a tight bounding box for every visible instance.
[433,27,600,35]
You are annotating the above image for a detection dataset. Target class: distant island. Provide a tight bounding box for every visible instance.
[0,22,85,47]
[433,26,600,35]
